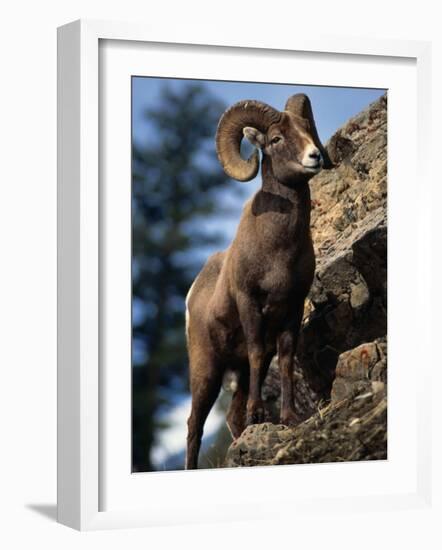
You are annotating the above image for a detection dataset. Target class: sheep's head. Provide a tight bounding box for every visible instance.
[216,94,332,183]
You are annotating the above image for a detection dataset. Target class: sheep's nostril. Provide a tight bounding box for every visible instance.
[309,150,321,160]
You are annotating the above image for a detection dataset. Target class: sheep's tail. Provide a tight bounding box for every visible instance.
[222,369,239,393]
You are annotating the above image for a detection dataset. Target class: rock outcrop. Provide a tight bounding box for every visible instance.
[225,94,388,467]
[225,337,387,466]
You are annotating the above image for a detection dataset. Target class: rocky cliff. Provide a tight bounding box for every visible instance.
[225,94,388,467]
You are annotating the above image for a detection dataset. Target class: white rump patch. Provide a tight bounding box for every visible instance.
[185,279,196,308]
[222,370,239,393]
[184,280,197,340]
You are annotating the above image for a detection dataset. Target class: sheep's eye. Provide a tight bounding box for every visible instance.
[271,136,282,144]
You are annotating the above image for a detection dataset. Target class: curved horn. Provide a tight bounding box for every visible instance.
[285,94,333,168]
[216,100,282,181]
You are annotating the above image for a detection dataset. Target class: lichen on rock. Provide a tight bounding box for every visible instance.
[224,94,388,468]
[225,337,387,467]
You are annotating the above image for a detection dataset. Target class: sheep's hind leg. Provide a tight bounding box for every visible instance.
[186,362,222,470]
[226,370,249,439]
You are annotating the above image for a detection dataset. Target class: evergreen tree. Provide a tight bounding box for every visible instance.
[132,83,241,471]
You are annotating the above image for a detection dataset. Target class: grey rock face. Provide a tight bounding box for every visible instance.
[225,338,387,467]
[225,94,388,468]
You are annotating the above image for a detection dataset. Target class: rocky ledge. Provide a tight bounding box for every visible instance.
[225,94,388,467]
[225,338,387,466]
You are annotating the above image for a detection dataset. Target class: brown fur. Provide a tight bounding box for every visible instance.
[185,95,330,469]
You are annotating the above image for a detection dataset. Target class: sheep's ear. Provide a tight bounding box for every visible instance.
[285,94,333,169]
[243,126,265,149]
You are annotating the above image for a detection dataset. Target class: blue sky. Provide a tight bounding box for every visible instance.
[132,77,385,246]
[133,77,385,147]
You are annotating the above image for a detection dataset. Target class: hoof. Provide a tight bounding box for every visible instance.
[246,405,265,426]
[280,410,299,427]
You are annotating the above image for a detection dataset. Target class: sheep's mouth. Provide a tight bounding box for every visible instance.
[302,163,322,174]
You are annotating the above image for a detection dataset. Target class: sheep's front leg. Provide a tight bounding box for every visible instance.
[237,294,266,426]
[226,372,248,439]
[246,346,266,425]
[278,304,304,426]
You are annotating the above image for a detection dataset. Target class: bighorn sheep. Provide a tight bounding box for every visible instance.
[185,94,332,469]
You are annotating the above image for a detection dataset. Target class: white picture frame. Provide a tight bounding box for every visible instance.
[57,19,432,531]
